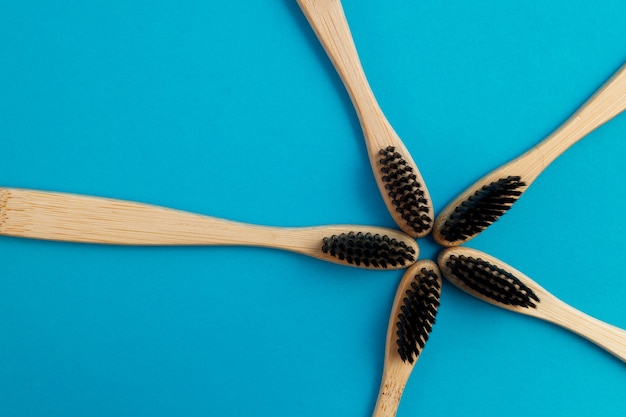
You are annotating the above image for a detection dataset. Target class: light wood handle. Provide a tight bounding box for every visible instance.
[0,187,283,246]
[372,360,411,417]
[539,294,626,362]
[297,0,378,118]
[535,62,626,166]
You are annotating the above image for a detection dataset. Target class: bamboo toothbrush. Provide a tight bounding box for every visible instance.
[438,246,626,362]
[0,187,418,269]
[373,260,441,417]
[434,62,626,246]
[297,0,434,238]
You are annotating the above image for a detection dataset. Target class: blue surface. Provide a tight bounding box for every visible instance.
[1,1,625,416]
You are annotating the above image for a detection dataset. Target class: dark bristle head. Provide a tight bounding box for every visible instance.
[396,267,441,364]
[321,232,416,268]
[439,176,526,243]
[378,146,432,235]
[444,254,540,308]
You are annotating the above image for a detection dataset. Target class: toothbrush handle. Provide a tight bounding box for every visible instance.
[536,62,626,165]
[297,0,379,122]
[372,361,412,417]
[542,297,626,362]
[0,187,278,246]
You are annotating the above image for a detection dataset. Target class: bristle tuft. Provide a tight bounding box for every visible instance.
[321,232,416,268]
[439,176,526,243]
[378,146,431,235]
[445,254,540,308]
[396,267,441,364]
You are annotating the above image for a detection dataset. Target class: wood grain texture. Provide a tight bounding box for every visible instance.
[297,0,434,237]
[438,247,626,362]
[434,62,626,246]
[0,187,419,270]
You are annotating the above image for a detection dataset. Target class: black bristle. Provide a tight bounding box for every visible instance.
[395,267,441,364]
[321,232,416,268]
[440,176,526,242]
[445,254,540,308]
[378,146,431,235]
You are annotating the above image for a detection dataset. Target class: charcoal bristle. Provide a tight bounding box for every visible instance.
[445,254,540,308]
[378,146,431,235]
[440,176,526,242]
[321,232,415,268]
[395,268,441,364]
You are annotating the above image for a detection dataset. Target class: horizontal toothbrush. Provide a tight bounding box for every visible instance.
[438,246,626,362]
[434,62,626,246]
[373,260,441,417]
[297,0,434,238]
[0,187,418,270]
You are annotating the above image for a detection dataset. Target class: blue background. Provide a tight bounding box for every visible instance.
[1,1,625,416]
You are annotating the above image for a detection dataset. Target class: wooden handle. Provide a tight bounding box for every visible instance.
[297,0,379,118]
[0,187,278,246]
[539,294,626,362]
[372,360,411,417]
[535,62,626,166]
